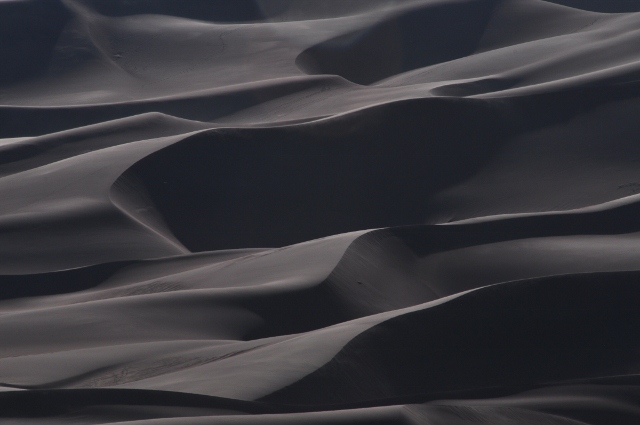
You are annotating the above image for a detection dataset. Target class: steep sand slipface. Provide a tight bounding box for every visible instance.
[2,0,640,423]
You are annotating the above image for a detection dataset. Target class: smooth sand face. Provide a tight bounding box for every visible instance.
[2,0,640,423]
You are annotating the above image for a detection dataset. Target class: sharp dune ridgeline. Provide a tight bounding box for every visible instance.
[2,0,640,423]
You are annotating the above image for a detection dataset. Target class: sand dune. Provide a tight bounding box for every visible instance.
[2,0,640,423]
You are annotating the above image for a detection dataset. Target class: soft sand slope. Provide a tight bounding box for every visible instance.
[2,0,640,423]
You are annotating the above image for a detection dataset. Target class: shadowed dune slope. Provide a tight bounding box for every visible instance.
[119,81,640,251]
[264,271,640,405]
[296,0,498,84]
[122,97,510,251]
[0,0,70,84]
[4,0,640,424]
[3,385,640,424]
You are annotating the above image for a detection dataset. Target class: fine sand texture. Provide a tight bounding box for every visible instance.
[3,0,640,423]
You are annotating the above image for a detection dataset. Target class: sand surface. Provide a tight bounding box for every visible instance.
[2,0,640,423]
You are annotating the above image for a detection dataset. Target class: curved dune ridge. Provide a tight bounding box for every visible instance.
[2,0,640,423]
